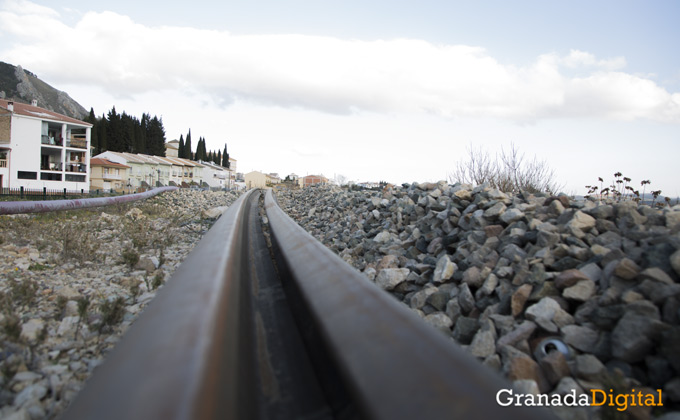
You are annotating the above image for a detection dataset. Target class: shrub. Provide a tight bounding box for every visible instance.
[151,271,164,290]
[9,277,38,306]
[99,296,125,332]
[121,248,140,268]
[448,142,563,194]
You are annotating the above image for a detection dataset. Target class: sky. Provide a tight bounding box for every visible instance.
[0,0,678,197]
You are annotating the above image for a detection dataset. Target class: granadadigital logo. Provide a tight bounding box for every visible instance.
[496,388,664,412]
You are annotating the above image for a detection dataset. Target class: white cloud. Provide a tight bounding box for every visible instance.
[0,2,678,123]
[561,49,626,71]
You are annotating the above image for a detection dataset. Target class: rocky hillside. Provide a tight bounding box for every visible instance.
[278,183,680,420]
[0,61,88,120]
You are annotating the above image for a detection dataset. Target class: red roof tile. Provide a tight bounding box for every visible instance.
[0,99,91,126]
[90,158,130,168]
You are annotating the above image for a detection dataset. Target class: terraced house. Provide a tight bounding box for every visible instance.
[0,99,92,191]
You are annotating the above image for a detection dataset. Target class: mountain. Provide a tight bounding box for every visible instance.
[0,61,88,120]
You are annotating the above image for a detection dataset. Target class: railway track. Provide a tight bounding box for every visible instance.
[62,189,552,419]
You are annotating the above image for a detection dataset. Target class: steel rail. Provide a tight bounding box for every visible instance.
[263,189,553,420]
[63,189,259,420]
[0,186,179,215]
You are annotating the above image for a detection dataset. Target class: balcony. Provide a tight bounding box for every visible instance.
[41,162,63,171]
[41,135,63,146]
[103,173,122,180]
[0,159,6,168]
[66,163,87,173]
[66,136,87,149]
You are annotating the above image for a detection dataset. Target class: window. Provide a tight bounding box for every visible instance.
[65,174,86,182]
[40,173,62,181]
[18,171,37,180]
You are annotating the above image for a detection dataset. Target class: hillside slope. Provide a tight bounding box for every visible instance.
[0,61,88,120]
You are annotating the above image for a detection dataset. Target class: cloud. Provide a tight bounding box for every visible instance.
[1,1,678,123]
[561,49,627,71]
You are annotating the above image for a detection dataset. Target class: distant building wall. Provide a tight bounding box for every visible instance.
[245,171,268,189]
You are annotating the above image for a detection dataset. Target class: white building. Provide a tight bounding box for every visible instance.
[198,160,232,189]
[0,99,92,191]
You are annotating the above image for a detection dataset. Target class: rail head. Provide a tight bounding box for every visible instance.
[62,189,259,420]
[264,189,554,420]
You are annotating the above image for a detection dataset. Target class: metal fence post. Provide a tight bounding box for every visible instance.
[20,186,24,198]
[63,188,67,198]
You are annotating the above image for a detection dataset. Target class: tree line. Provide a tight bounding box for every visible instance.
[177,130,230,168]
[85,107,230,168]
[85,107,166,157]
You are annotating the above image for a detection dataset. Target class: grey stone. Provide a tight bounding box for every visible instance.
[57,316,80,337]
[426,290,450,311]
[561,325,599,353]
[13,383,47,407]
[496,321,536,350]
[665,210,680,230]
[562,280,596,302]
[374,230,391,243]
[458,283,475,314]
[611,312,656,363]
[484,202,506,219]
[511,284,532,317]
[19,319,44,343]
[574,354,605,381]
[566,211,596,236]
[432,255,457,283]
[462,266,483,288]
[500,244,527,263]
[499,208,524,225]
[423,313,453,334]
[587,204,614,219]
[638,267,674,285]
[554,269,589,290]
[614,258,640,280]
[445,298,462,324]
[578,262,603,283]
[135,257,156,273]
[525,297,560,322]
[375,268,409,290]
[452,317,480,344]
[469,329,496,358]
[409,286,436,309]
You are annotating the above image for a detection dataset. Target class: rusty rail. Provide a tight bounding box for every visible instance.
[62,189,554,420]
[0,186,178,215]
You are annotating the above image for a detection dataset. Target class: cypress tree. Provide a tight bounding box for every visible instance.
[147,116,166,157]
[178,135,185,158]
[106,106,121,151]
[185,130,192,160]
[222,144,229,168]
[217,149,222,165]
[98,113,108,153]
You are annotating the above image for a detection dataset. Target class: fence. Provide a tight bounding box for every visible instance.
[0,187,123,200]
